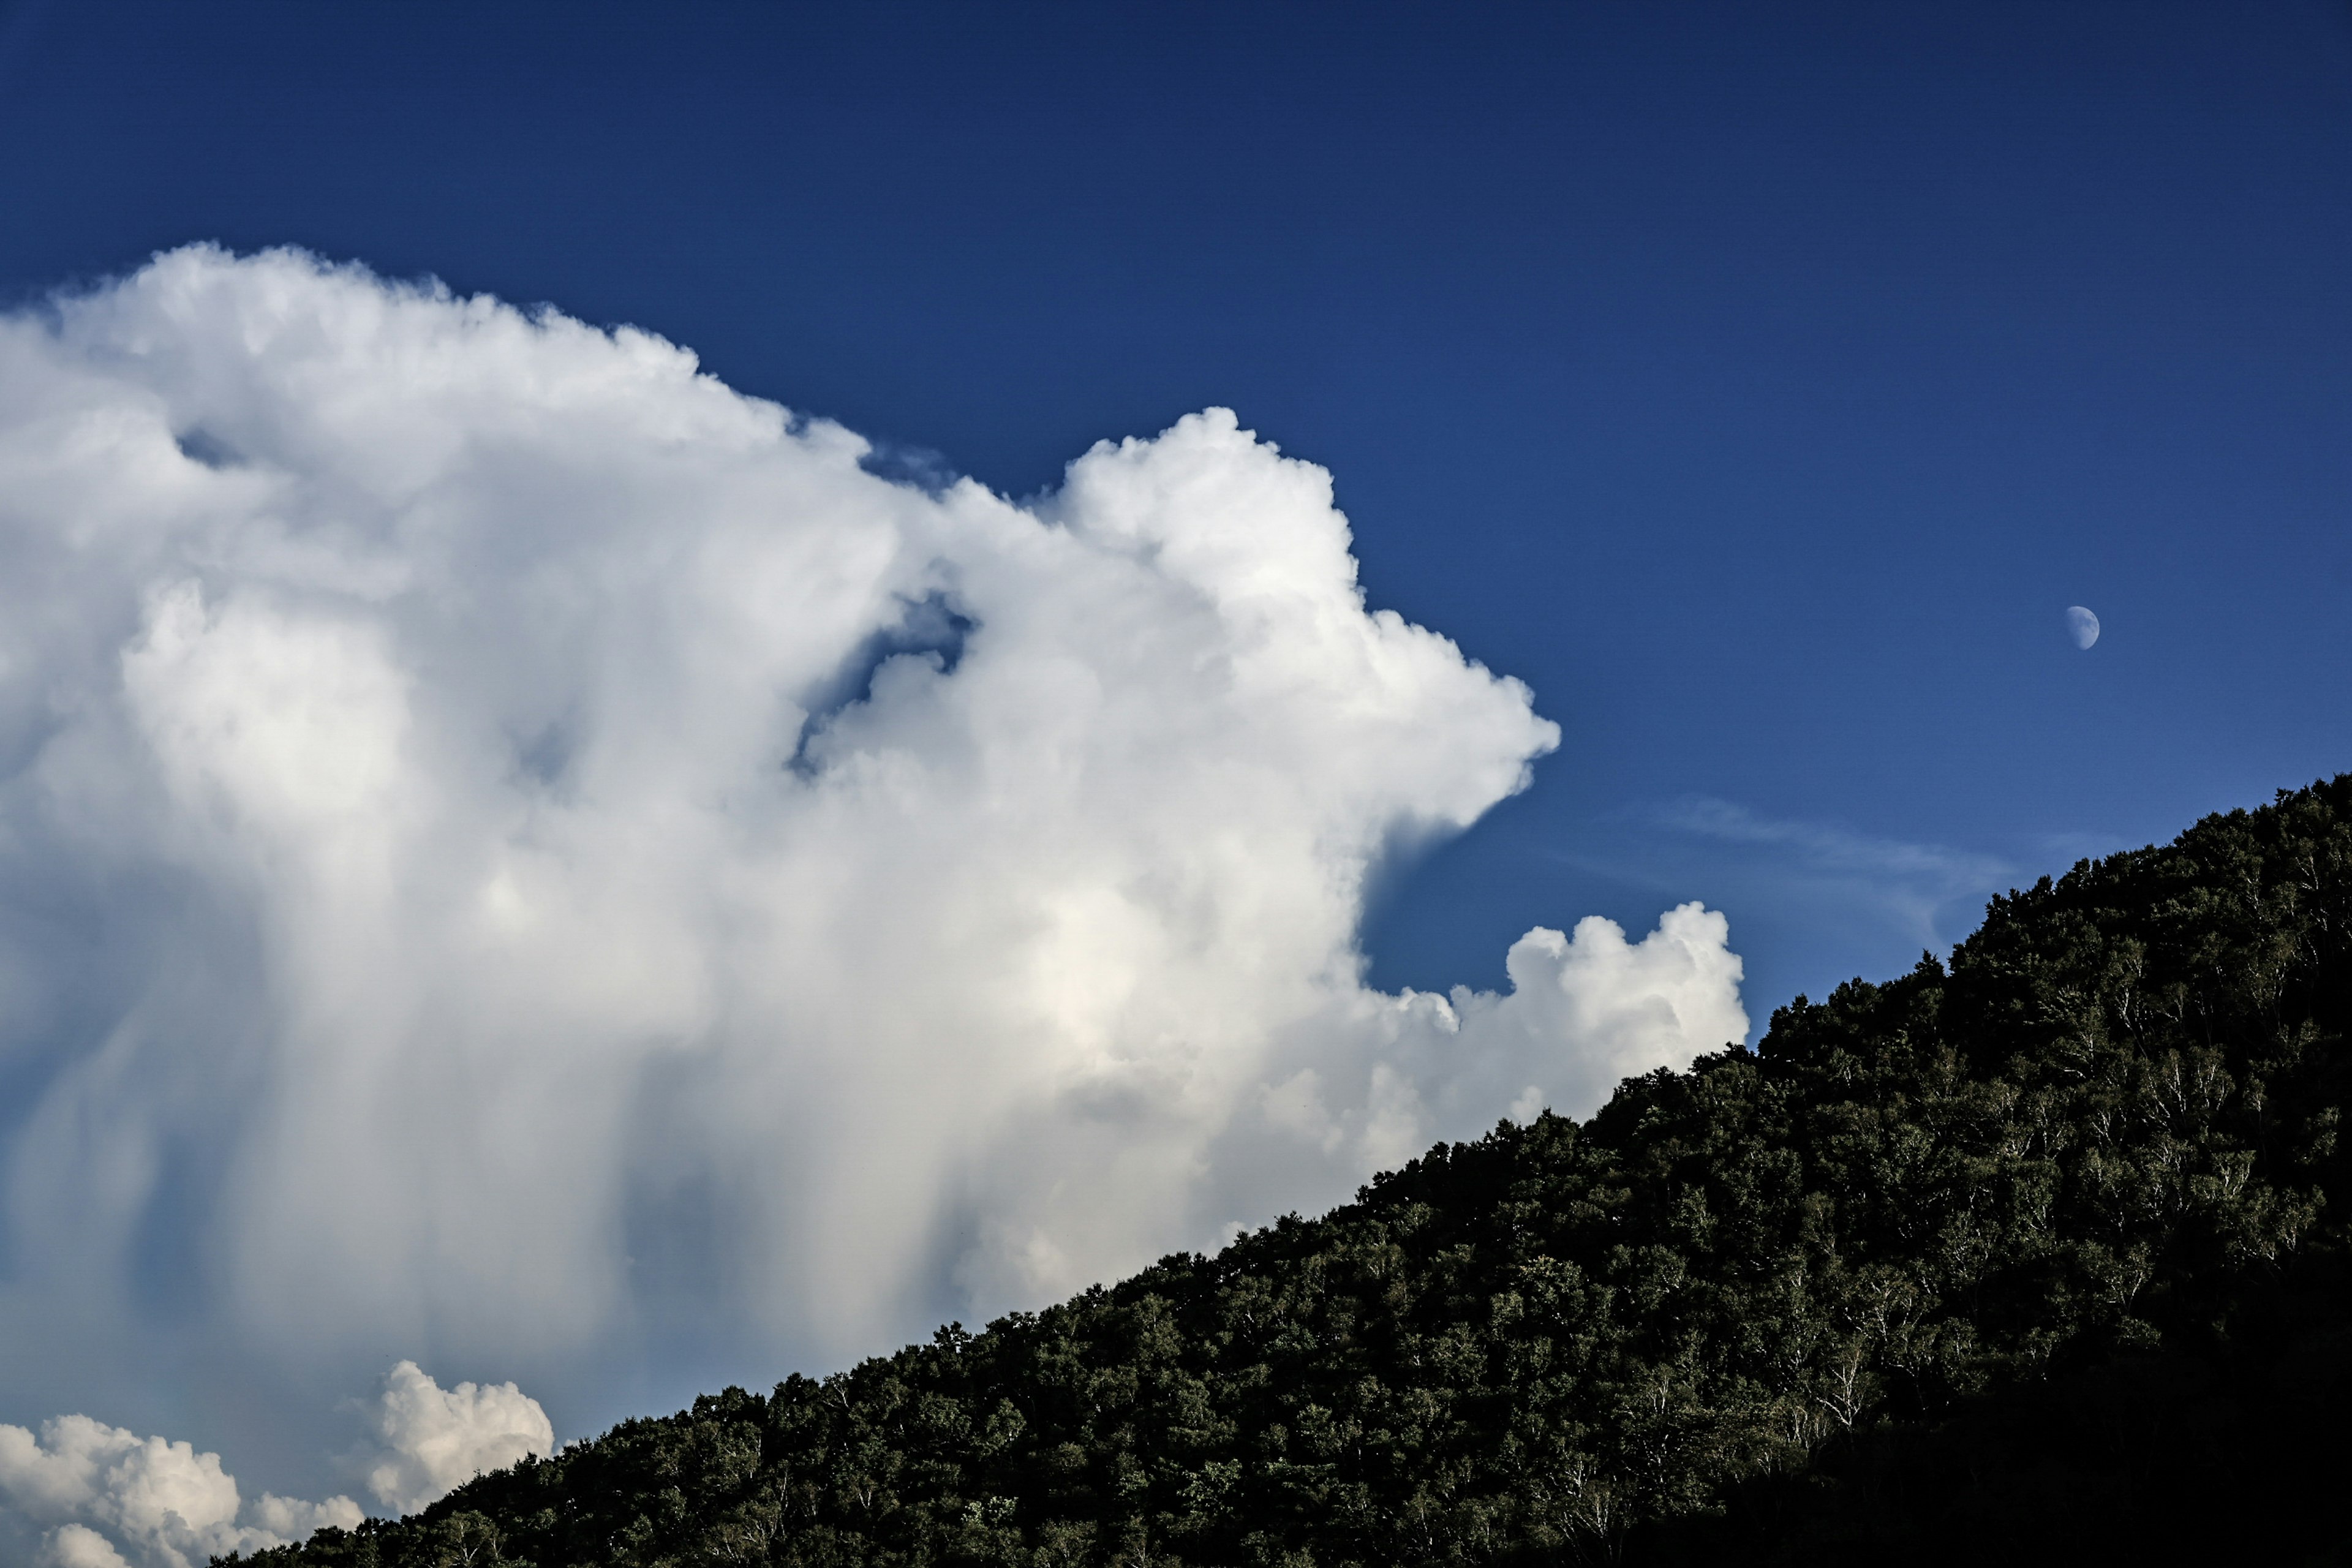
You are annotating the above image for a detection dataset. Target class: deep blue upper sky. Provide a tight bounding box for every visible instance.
[3,0,2347,1023]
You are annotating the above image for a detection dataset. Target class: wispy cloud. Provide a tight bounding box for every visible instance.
[1654,796,2012,886]
[1632,796,2018,954]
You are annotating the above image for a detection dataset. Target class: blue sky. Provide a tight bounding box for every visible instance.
[4,0,2344,1015]
[0,1,2348,1529]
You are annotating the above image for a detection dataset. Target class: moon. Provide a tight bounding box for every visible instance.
[2066,605,2100,650]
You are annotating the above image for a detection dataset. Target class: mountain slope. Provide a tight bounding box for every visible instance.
[228,778,2352,1566]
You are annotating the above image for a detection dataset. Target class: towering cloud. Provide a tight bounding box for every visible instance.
[0,247,1743,1497]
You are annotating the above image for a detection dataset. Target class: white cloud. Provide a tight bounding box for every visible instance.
[43,1524,133,1568]
[0,1363,533,1563]
[0,1414,361,1568]
[360,1362,552,1514]
[1656,797,2009,884]
[0,246,1744,1476]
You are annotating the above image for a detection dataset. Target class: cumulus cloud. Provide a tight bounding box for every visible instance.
[0,246,1744,1477]
[0,1363,545,1563]
[0,1413,360,1568]
[360,1362,552,1514]
[44,1525,132,1568]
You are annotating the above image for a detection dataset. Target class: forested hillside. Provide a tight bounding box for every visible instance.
[228,779,2352,1566]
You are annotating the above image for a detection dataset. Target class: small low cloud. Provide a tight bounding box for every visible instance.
[0,1414,360,1568]
[358,1362,553,1514]
[44,1523,132,1568]
[0,1364,548,1565]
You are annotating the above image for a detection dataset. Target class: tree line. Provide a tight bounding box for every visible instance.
[224,777,2352,1566]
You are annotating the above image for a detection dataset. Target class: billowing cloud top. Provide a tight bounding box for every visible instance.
[361,1362,552,1515]
[0,247,1743,1496]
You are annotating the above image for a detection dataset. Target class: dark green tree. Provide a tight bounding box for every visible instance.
[223,777,2352,1568]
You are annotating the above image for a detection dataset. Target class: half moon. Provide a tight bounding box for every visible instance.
[2066,605,2100,650]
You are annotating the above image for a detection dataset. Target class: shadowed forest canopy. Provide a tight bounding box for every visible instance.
[227,778,2352,1566]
